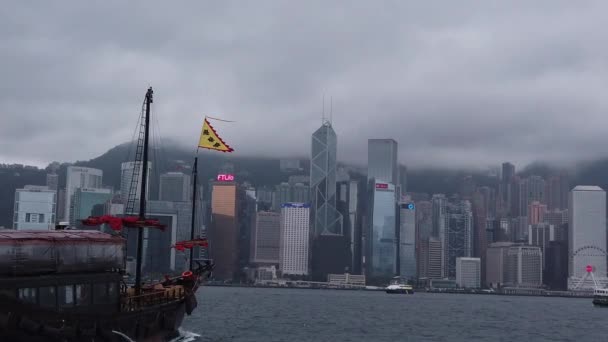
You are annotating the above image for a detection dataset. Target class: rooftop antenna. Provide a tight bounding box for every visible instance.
[329,96,333,125]
[322,93,326,124]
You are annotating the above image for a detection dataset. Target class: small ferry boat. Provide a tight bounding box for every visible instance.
[385,278,414,294]
[593,288,608,306]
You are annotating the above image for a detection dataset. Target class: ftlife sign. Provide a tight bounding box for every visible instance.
[217,174,235,182]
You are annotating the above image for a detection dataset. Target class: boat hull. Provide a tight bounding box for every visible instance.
[592,297,608,307]
[385,289,414,294]
[0,297,189,342]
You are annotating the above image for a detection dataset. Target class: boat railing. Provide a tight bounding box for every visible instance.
[120,286,185,312]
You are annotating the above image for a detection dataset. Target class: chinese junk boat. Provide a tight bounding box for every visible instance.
[0,88,214,341]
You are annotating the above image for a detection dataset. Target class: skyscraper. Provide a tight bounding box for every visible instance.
[251,211,281,265]
[431,194,448,276]
[444,200,473,279]
[159,172,191,202]
[120,161,152,213]
[367,180,397,280]
[398,201,416,280]
[65,166,103,225]
[279,203,310,276]
[568,186,608,290]
[209,181,240,280]
[13,185,56,230]
[367,139,398,186]
[310,121,342,236]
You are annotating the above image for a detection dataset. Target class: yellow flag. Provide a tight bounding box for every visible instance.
[198,118,234,152]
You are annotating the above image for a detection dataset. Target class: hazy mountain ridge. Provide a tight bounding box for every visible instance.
[2,143,608,228]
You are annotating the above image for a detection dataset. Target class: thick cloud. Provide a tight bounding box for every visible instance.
[2,1,608,169]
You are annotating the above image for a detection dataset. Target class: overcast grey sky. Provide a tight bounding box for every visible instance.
[2,1,608,169]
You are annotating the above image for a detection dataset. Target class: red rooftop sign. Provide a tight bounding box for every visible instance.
[375,183,388,189]
[217,174,235,182]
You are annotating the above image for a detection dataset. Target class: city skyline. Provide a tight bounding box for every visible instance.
[4,100,608,289]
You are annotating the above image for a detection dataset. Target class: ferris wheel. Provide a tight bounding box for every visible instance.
[572,264,601,290]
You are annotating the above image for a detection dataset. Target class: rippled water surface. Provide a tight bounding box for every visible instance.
[181,287,608,342]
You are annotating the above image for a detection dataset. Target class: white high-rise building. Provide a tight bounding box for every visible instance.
[120,161,152,214]
[279,203,310,276]
[65,166,103,223]
[13,185,57,230]
[568,186,608,290]
[456,257,481,289]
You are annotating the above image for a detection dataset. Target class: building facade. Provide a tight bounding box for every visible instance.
[310,121,342,236]
[398,201,416,280]
[120,161,152,214]
[279,203,310,276]
[505,246,543,288]
[159,172,191,202]
[65,166,103,223]
[418,237,442,280]
[71,188,113,227]
[518,176,545,217]
[456,257,481,288]
[528,201,547,225]
[208,181,240,280]
[251,211,281,265]
[528,222,555,271]
[142,201,193,274]
[485,242,515,288]
[444,200,473,279]
[13,185,56,230]
[367,139,398,187]
[568,186,608,290]
[367,180,397,280]
[46,173,59,191]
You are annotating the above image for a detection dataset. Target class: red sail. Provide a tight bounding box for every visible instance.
[173,238,209,251]
[81,215,165,231]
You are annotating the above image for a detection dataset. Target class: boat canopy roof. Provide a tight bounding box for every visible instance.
[0,229,123,244]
